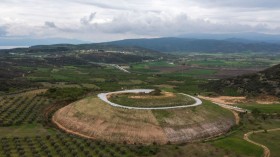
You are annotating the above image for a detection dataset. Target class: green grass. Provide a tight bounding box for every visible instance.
[131,61,175,69]
[212,137,263,157]
[109,92,196,108]
[251,130,280,157]
[212,117,280,157]
[152,110,172,123]
[236,103,280,113]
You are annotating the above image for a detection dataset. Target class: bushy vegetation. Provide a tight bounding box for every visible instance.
[0,133,159,157]
[44,88,90,101]
[0,43,279,157]
[204,64,280,97]
[0,95,50,126]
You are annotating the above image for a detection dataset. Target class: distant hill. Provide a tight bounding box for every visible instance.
[105,37,280,53]
[178,32,280,43]
[29,43,164,57]
[0,43,165,58]
[204,64,280,97]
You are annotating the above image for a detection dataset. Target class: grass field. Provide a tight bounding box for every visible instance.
[213,136,263,157]
[236,103,280,113]
[108,92,196,107]
[212,118,280,157]
[250,130,280,157]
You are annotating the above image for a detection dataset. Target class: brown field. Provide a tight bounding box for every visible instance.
[199,96,246,105]
[53,95,235,144]
[201,95,279,105]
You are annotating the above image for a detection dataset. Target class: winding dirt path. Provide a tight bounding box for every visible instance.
[243,128,280,157]
[198,96,280,157]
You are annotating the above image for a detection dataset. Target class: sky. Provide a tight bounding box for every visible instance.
[0,0,280,42]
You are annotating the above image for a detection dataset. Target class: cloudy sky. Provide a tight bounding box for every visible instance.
[1,0,280,42]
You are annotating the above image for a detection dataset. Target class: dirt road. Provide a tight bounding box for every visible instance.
[244,128,280,157]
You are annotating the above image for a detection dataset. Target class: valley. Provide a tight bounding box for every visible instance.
[0,42,279,157]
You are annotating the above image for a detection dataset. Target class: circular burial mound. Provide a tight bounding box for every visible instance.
[97,89,202,109]
[53,90,235,145]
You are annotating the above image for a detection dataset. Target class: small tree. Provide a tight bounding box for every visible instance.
[252,108,261,118]
[151,88,161,96]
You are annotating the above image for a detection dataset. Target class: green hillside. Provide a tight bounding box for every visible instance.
[204,64,280,97]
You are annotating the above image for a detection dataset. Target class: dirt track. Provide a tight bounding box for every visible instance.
[244,128,280,157]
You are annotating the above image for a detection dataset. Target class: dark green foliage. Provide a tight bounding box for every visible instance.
[251,108,261,118]
[44,88,89,101]
[204,64,280,97]
[0,133,159,157]
[0,96,50,126]
[150,88,162,96]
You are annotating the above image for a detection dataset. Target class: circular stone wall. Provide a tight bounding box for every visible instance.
[97,89,202,109]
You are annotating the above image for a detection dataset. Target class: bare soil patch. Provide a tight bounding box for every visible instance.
[201,95,279,105]
[199,96,246,105]
[254,95,280,104]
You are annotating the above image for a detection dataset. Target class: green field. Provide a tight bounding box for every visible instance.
[251,130,280,157]
[1,48,280,157]
[236,103,280,113]
[181,53,280,68]
[212,118,280,157]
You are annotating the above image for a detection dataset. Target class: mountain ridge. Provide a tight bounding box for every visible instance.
[105,37,280,53]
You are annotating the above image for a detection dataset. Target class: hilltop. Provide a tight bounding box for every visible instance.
[205,64,280,98]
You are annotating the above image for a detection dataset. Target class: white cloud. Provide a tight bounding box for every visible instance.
[0,25,7,36]
[0,0,279,42]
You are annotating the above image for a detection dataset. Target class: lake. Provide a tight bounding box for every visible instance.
[0,46,29,49]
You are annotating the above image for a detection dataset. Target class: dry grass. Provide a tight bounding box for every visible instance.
[152,101,235,143]
[201,95,279,105]
[53,96,235,144]
[53,96,168,144]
